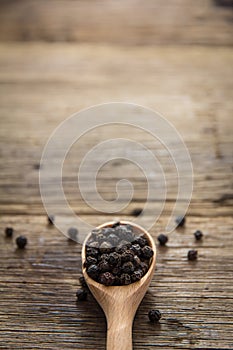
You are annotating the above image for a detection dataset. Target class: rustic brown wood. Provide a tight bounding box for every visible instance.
[0,24,233,350]
[0,0,233,45]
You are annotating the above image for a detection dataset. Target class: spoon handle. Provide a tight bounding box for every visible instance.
[106,307,133,350]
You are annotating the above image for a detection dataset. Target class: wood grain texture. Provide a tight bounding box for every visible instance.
[0,42,232,349]
[0,0,233,45]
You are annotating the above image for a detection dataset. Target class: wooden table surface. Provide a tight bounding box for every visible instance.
[0,1,233,350]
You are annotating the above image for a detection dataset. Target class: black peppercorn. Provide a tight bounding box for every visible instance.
[76,289,87,301]
[47,215,54,225]
[98,260,110,272]
[131,208,143,217]
[108,252,121,266]
[116,240,130,253]
[16,235,27,249]
[84,223,153,286]
[5,227,14,238]
[194,230,203,240]
[148,309,161,323]
[87,264,99,279]
[131,270,143,282]
[140,262,149,275]
[175,216,186,227]
[79,276,88,289]
[157,233,168,246]
[68,227,78,241]
[84,256,98,268]
[99,272,115,286]
[133,255,141,267]
[120,273,131,285]
[133,235,147,248]
[122,261,134,274]
[121,250,134,263]
[130,244,141,256]
[141,246,154,259]
[86,247,99,259]
[187,249,198,261]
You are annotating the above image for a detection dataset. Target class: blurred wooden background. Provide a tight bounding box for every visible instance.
[0,0,232,45]
[0,0,233,349]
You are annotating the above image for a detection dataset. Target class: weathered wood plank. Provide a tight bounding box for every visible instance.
[0,43,232,349]
[0,0,232,45]
[0,215,233,349]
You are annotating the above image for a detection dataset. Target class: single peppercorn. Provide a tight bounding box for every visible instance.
[131,270,143,282]
[16,235,27,249]
[121,250,134,263]
[47,215,54,225]
[86,247,99,259]
[157,233,168,246]
[5,227,14,238]
[140,262,149,275]
[142,245,154,259]
[84,256,98,268]
[148,309,161,323]
[86,264,99,279]
[175,216,186,227]
[120,273,131,285]
[108,252,121,266]
[99,253,110,262]
[68,227,78,241]
[187,249,198,261]
[131,208,143,217]
[133,255,141,267]
[122,261,135,274]
[79,276,88,289]
[76,289,87,301]
[99,272,115,286]
[133,235,147,248]
[98,260,110,272]
[130,244,141,256]
[194,230,203,241]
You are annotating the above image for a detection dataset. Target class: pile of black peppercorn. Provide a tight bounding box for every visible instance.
[84,222,154,286]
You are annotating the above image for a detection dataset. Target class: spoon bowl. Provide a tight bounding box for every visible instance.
[81,221,156,350]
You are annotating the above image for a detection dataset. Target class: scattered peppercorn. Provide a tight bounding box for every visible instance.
[16,235,27,249]
[175,216,186,227]
[187,249,198,261]
[131,208,143,217]
[5,227,14,238]
[68,227,78,241]
[148,309,161,323]
[76,289,87,301]
[157,233,168,246]
[194,230,203,241]
[84,223,154,286]
[79,276,88,289]
[47,215,54,225]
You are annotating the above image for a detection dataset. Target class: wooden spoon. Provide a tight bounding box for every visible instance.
[81,220,156,350]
